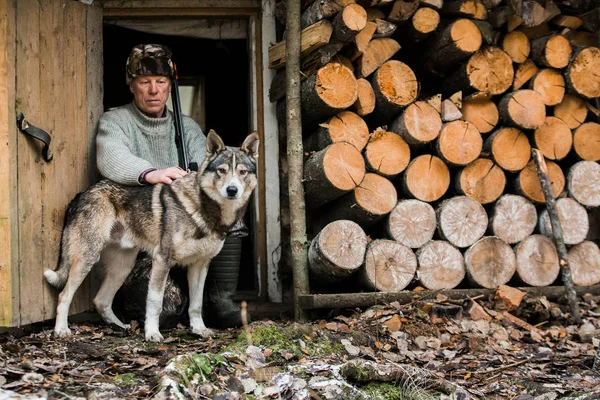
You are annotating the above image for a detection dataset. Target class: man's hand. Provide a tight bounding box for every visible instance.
[144,167,187,184]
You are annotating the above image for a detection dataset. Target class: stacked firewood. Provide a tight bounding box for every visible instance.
[270,0,600,293]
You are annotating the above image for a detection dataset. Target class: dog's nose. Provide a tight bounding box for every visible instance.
[226,186,238,197]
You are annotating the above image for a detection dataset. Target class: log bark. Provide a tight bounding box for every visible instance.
[553,94,588,129]
[472,21,498,46]
[513,59,539,90]
[308,220,368,280]
[301,0,345,29]
[423,18,482,74]
[301,62,358,129]
[499,90,546,129]
[387,199,437,248]
[539,197,589,245]
[484,127,531,172]
[502,30,531,63]
[301,42,346,78]
[364,127,411,178]
[416,241,466,290]
[360,239,417,291]
[490,194,537,244]
[569,241,600,287]
[516,159,565,203]
[579,7,599,32]
[366,7,386,21]
[344,21,377,61]
[529,68,565,106]
[531,34,573,69]
[436,120,483,166]
[551,15,584,29]
[456,158,506,204]
[373,18,398,38]
[461,92,499,134]
[406,7,440,42]
[387,0,420,24]
[389,101,442,146]
[314,173,398,229]
[465,236,517,289]
[442,0,488,20]
[515,235,560,287]
[420,0,444,8]
[269,20,334,69]
[403,154,451,202]
[332,4,368,42]
[532,116,572,160]
[573,122,600,161]
[303,142,366,208]
[351,78,376,116]
[568,161,600,207]
[437,196,488,248]
[355,38,401,78]
[304,111,370,152]
[444,47,514,96]
[441,99,463,122]
[371,60,419,120]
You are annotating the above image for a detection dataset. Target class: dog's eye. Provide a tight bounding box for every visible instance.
[217,167,227,175]
[239,169,248,176]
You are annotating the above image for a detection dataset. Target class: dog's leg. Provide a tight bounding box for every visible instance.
[187,259,214,338]
[54,258,95,338]
[144,254,170,342]
[93,246,138,330]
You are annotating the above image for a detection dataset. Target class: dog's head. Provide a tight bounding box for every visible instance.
[199,130,259,202]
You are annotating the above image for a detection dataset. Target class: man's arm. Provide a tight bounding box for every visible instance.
[183,117,207,167]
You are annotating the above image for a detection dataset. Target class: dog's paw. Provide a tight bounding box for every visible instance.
[192,327,214,338]
[54,327,72,338]
[145,331,164,342]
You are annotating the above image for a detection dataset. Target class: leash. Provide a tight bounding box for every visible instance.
[16,113,54,162]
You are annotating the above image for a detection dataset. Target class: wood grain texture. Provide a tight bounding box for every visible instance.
[416,240,465,290]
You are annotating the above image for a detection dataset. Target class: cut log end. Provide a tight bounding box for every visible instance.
[325,111,370,151]
[539,197,589,246]
[352,78,376,116]
[513,59,539,91]
[461,94,499,134]
[515,235,560,287]
[502,31,531,63]
[417,241,465,290]
[573,122,600,161]
[541,35,572,69]
[451,18,483,53]
[362,240,417,291]
[553,94,588,130]
[533,116,572,160]
[569,242,600,287]
[355,38,401,78]
[491,194,537,244]
[404,155,450,202]
[465,237,516,289]
[323,142,366,191]
[517,160,565,203]
[355,173,398,216]
[438,196,488,248]
[390,101,442,145]
[500,90,546,129]
[568,161,600,207]
[566,47,600,99]
[374,60,419,107]
[316,63,359,109]
[365,129,411,177]
[387,199,436,248]
[458,158,506,204]
[467,47,514,95]
[530,69,565,106]
[486,127,531,172]
[437,120,483,166]
[411,7,440,37]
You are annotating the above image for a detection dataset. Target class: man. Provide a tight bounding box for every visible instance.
[96,44,247,329]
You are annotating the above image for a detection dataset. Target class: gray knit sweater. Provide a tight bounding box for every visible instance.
[96,102,207,185]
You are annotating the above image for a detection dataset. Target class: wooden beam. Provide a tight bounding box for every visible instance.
[101,0,261,8]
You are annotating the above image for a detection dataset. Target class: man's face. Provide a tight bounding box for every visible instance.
[130,75,171,118]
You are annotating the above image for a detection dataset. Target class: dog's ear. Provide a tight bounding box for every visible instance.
[206,129,226,156]
[241,132,259,160]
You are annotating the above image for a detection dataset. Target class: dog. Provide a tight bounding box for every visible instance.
[44,130,259,342]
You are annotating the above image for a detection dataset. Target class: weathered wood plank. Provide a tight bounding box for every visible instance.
[101,0,261,8]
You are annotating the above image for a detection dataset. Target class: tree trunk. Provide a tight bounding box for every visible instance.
[465,236,517,289]
[531,34,573,69]
[437,196,488,248]
[532,116,572,160]
[499,90,547,129]
[436,120,483,166]
[513,59,539,90]
[308,220,368,280]
[360,239,417,291]
[406,7,440,42]
[456,158,506,204]
[344,21,377,61]
[484,127,531,172]
[502,30,531,63]
[489,194,537,244]
[423,18,483,74]
[569,241,600,287]
[529,68,565,106]
[515,160,565,203]
[301,62,358,129]
[389,101,442,146]
[444,47,514,96]
[539,197,589,245]
[403,154,450,202]
[387,0,420,24]
[515,234,560,286]
[351,78,376,116]
[461,92,499,134]
[442,0,488,20]
[314,173,398,229]
[553,94,588,129]
[371,60,419,120]
[303,142,366,208]
[573,122,600,161]
[364,127,411,178]
[416,241,466,290]
[387,199,437,248]
[355,38,401,78]
[304,111,370,152]
[332,4,368,42]
[568,161,600,207]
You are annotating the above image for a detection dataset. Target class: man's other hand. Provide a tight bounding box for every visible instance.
[145,167,187,184]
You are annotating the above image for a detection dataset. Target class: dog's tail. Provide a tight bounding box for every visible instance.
[44,266,69,290]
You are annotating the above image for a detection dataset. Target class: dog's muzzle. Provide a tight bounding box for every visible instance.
[226,185,238,199]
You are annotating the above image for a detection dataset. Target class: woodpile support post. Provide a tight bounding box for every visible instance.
[287,0,310,321]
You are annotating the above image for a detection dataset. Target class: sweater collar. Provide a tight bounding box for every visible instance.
[129,102,172,135]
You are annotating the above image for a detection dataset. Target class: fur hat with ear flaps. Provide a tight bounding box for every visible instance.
[125,44,175,85]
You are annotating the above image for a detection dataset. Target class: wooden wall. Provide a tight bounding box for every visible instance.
[0,0,103,327]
